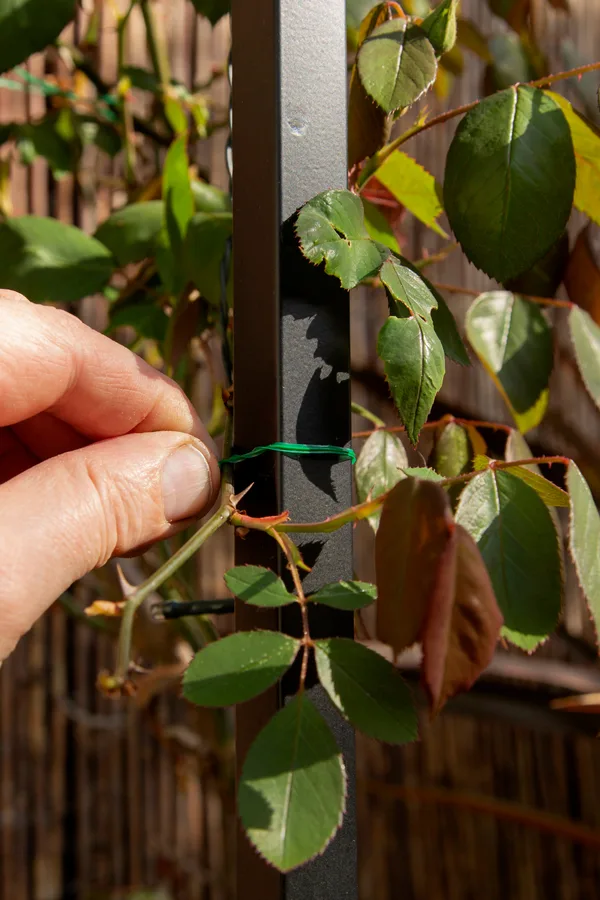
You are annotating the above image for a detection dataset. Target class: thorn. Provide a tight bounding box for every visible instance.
[116,564,137,599]
[231,482,254,508]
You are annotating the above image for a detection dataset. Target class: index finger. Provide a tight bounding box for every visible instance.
[0,291,212,446]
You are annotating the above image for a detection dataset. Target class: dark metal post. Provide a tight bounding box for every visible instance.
[232,0,357,897]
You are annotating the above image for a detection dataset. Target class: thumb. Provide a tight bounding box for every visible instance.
[0,431,219,659]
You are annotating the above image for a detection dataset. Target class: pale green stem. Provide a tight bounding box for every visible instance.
[351,401,386,429]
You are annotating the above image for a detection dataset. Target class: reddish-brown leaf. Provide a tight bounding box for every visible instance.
[375,478,455,654]
[422,524,503,715]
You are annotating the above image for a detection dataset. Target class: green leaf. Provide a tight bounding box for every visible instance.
[355,429,408,531]
[371,151,447,238]
[487,33,534,91]
[548,93,600,227]
[569,306,600,410]
[184,212,232,305]
[401,467,444,481]
[296,189,388,290]
[238,693,345,872]
[377,314,445,444]
[466,292,553,432]
[224,566,295,607]
[0,0,76,74]
[107,300,169,343]
[376,478,455,655]
[421,0,458,57]
[190,0,229,25]
[380,256,438,321]
[567,462,600,641]
[314,638,417,743]
[0,216,114,303]
[183,631,300,707]
[455,468,562,649]
[15,113,75,178]
[428,284,470,366]
[505,233,570,299]
[505,431,570,508]
[362,199,401,254]
[433,421,471,479]
[357,19,438,114]
[444,86,576,283]
[159,135,195,293]
[191,179,231,214]
[347,0,378,31]
[310,581,377,611]
[94,201,164,267]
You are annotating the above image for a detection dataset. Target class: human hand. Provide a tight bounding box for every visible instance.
[0,291,220,660]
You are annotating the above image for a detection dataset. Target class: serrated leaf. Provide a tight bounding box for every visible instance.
[224,566,295,607]
[444,86,575,283]
[547,93,600,227]
[505,232,569,299]
[466,292,552,432]
[310,581,377,611]
[355,429,408,531]
[348,4,391,167]
[376,478,455,654]
[423,524,502,713]
[380,256,439,321]
[183,631,300,707]
[95,201,164,267]
[184,212,232,304]
[238,693,345,872]
[567,462,600,641]
[362,198,400,254]
[428,284,471,366]
[357,19,438,114]
[455,468,562,649]
[421,0,458,56]
[0,0,76,74]
[377,314,445,444]
[569,305,600,409]
[190,0,229,25]
[296,189,388,290]
[314,638,417,743]
[371,151,447,238]
[401,467,444,481]
[0,216,114,303]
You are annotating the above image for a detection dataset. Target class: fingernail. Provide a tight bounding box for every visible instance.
[162,442,213,522]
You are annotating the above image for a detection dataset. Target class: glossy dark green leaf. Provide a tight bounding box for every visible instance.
[455,468,562,649]
[314,638,417,743]
[380,256,438,322]
[428,284,470,366]
[358,19,438,114]
[355,429,408,531]
[310,581,377,611]
[224,566,295,607]
[238,693,345,872]
[505,232,569,299]
[95,201,164,267]
[444,86,575,283]
[184,212,232,305]
[377,314,445,444]
[0,216,114,303]
[421,0,458,56]
[0,0,76,74]
[466,292,553,431]
[569,305,600,410]
[348,3,390,164]
[567,462,600,641]
[183,631,300,707]
[296,189,388,290]
[190,0,229,25]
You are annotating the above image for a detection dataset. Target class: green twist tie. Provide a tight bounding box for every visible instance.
[220,442,356,467]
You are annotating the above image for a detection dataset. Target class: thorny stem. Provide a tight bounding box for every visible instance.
[352,415,514,439]
[357,61,600,188]
[432,281,573,310]
[268,528,312,688]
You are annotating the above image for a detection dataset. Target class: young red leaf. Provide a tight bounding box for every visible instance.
[422,524,503,715]
[375,478,455,654]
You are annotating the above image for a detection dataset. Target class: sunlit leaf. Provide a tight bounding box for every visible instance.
[547,92,600,227]
[380,256,439,321]
[421,0,458,56]
[362,198,400,254]
[224,566,295,607]
[567,462,600,642]
[355,429,408,531]
[455,468,562,649]
[95,201,164,267]
[371,151,447,237]
[569,305,600,410]
[378,314,445,444]
[183,631,300,707]
[466,292,552,432]
[310,581,377,611]
[296,189,388,290]
[444,86,575,283]
[357,18,437,114]
[238,693,345,872]
[314,638,417,742]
